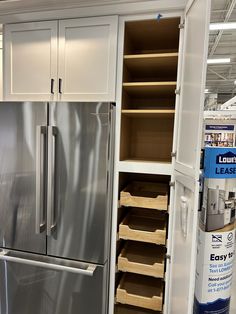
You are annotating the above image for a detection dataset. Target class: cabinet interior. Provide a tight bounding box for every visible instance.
[120,115,174,162]
[124,18,180,55]
[120,17,180,164]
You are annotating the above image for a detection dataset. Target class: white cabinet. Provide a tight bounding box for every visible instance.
[4,16,118,101]
[58,16,117,101]
[4,21,58,101]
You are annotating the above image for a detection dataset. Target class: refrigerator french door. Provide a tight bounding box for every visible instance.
[0,102,114,314]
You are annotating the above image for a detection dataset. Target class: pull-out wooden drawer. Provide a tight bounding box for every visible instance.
[115,304,160,314]
[118,241,165,278]
[119,212,166,245]
[120,181,168,211]
[116,273,163,311]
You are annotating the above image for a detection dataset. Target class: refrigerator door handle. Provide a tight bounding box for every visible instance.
[47,126,57,236]
[36,125,47,234]
[0,250,97,276]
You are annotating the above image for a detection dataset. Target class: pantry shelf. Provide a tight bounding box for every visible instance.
[118,241,165,278]
[116,273,163,311]
[120,181,168,210]
[123,53,178,82]
[123,82,176,97]
[121,109,175,118]
[119,211,167,245]
[115,304,158,314]
[118,160,172,176]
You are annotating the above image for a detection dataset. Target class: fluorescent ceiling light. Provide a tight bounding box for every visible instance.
[205,89,209,93]
[210,22,236,31]
[207,58,231,64]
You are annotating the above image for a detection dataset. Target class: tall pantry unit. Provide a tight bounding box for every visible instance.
[111,0,211,313]
[0,0,211,314]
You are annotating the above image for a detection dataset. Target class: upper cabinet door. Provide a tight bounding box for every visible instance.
[4,21,58,101]
[58,16,118,102]
[174,0,211,179]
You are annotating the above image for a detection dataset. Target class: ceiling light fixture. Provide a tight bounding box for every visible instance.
[205,89,209,93]
[207,58,231,64]
[210,22,236,31]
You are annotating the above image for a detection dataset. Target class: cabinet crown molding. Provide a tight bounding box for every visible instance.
[0,0,186,24]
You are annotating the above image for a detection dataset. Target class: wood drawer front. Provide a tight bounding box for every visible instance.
[119,213,166,245]
[115,304,158,314]
[118,242,165,278]
[116,273,163,311]
[120,182,168,211]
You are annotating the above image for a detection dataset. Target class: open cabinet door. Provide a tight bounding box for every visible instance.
[174,0,211,179]
[167,0,211,313]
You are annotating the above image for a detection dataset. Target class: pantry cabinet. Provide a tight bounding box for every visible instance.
[3,16,118,101]
[111,0,211,313]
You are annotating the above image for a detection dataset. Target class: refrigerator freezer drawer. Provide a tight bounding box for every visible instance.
[0,250,108,314]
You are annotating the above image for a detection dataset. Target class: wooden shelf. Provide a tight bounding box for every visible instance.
[124,52,178,60]
[119,211,166,245]
[116,273,163,311]
[122,109,175,118]
[118,241,165,278]
[120,181,168,211]
[124,53,178,82]
[123,82,176,97]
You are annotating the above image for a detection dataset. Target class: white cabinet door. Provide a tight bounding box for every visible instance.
[174,0,211,179]
[168,0,211,313]
[58,16,118,101]
[168,173,200,314]
[4,21,58,101]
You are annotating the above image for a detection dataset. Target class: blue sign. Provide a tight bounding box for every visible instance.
[204,147,236,178]
[206,125,234,131]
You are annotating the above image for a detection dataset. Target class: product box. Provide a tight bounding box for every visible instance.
[194,147,236,314]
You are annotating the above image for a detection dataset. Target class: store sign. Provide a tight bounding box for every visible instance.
[206,125,235,131]
[204,148,236,178]
[194,147,236,314]
[194,229,235,314]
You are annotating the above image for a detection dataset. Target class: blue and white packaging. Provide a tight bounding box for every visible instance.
[194,147,236,314]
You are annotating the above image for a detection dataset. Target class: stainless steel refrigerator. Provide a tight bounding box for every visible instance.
[0,102,115,314]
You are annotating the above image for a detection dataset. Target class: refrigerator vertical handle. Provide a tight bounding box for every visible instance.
[47,126,57,236]
[36,125,47,234]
